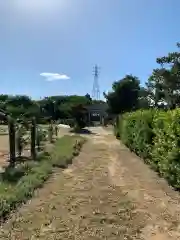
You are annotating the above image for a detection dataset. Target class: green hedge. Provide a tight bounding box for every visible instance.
[0,135,85,220]
[116,109,180,189]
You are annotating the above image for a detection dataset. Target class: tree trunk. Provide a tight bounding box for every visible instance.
[31,117,36,159]
[8,117,16,167]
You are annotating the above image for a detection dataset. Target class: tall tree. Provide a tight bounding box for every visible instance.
[146,68,166,108]
[146,43,180,109]
[138,87,150,109]
[104,75,141,114]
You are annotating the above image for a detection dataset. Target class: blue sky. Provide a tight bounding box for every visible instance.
[0,0,180,99]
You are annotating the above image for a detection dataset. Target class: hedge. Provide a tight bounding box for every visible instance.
[116,109,180,189]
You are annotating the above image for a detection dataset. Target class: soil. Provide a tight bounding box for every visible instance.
[0,127,70,170]
[1,127,180,239]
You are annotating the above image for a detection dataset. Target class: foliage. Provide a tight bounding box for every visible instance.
[0,94,94,123]
[36,127,48,151]
[0,135,85,220]
[104,75,144,114]
[16,124,29,157]
[104,42,180,114]
[118,110,155,159]
[151,109,180,187]
[71,104,87,130]
[30,118,37,159]
[116,108,180,189]
[146,43,180,109]
[50,135,85,167]
[48,123,54,143]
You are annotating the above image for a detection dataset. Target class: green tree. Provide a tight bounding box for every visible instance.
[71,104,87,129]
[138,87,150,109]
[0,94,93,123]
[146,69,165,108]
[146,43,180,109]
[104,75,141,114]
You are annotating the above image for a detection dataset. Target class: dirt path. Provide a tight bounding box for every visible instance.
[1,128,180,239]
[90,127,180,239]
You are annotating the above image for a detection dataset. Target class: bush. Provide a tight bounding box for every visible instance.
[151,109,180,188]
[116,108,180,189]
[118,110,155,159]
[50,136,85,168]
[0,135,85,220]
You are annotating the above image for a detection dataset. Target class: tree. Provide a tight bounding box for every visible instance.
[104,75,141,114]
[146,69,166,108]
[0,94,94,123]
[85,93,92,103]
[71,104,87,130]
[146,43,180,109]
[138,87,150,109]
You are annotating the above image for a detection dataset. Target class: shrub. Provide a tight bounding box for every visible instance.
[116,108,180,189]
[0,135,85,221]
[119,110,155,159]
[71,104,87,130]
[151,109,180,188]
[50,136,85,167]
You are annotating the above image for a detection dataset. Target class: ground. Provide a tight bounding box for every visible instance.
[1,127,180,239]
[0,125,70,169]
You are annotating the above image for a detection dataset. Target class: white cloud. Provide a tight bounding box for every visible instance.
[40,72,70,81]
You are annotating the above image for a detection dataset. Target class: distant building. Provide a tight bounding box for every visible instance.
[85,103,108,125]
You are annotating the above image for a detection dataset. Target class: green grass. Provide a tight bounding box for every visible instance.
[0,135,85,221]
[51,135,84,167]
[0,125,8,135]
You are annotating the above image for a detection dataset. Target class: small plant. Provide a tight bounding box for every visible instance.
[36,128,41,152]
[16,125,28,157]
[36,127,48,151]
[31,117,36,159]
[73,139,85,156]
[48,122,54,143]
[71,104,87,131]
[54,124,59,137]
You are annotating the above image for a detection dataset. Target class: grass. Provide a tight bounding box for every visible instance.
[0,125,8,135]
[50,135,85,167]
[0,135,85,222]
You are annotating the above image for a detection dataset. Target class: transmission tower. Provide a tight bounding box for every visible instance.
[92,65,100,100]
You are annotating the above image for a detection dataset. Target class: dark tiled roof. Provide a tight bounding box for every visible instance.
[85,103,108,111]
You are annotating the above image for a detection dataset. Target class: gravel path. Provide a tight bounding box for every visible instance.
[1,127,180,239]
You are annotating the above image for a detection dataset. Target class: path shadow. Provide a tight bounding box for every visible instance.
[15,156,31,163]
[70,128,96,135]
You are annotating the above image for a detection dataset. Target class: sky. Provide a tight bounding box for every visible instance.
[0,0,180,99]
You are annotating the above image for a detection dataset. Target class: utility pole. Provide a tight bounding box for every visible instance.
[92,65,100,100]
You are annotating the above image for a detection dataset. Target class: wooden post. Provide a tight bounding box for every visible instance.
[89,112,91,126]
[36,128,41,152]
[48,121,53,143]
[31,117,36,159]
[55,124,58,137]
[8,116,16,166]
